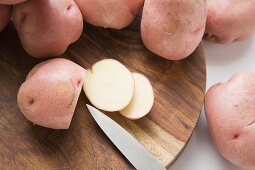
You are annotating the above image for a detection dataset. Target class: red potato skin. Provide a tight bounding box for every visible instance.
[0,5,11,32]
[17,58,86,129]
[141,0,207,60]
[12,0,83,58]
[205,0,255,43]
[0,0,26,4]
[74,0,144,29]
[205,72,255,169]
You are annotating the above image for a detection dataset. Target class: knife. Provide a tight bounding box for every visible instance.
[86,104,166,170]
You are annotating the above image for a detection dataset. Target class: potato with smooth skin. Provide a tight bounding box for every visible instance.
[17,58,86,129]
[12,0,83,58]
[204,0,255,43]
[205,71,255,169]
[141,0,207,60]
[0,0,27,4]
[74,0,144,29]
[0,5,11,32]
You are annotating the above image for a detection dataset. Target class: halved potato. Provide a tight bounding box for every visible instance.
[83,59,134,112]
[120,73,154,119]
[17,58,86,129]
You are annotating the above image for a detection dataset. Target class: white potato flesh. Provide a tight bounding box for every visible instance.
[83,59,134,112]
[120,73,154,119]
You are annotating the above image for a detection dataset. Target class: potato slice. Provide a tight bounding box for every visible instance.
[120,73,154,119]
[83,59,134,112]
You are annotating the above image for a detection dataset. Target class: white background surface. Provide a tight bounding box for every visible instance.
[170,36,255,170]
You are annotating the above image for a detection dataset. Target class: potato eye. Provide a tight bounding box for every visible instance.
[67,4,73,11]
[77,79,82,87]
[29,98,34,105]
[233,134,239,139]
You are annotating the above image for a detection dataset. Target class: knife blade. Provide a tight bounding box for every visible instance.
[86,104,166,170]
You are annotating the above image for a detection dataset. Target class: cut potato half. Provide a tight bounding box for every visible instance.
[120,73,154,119]
[83,59,134,112]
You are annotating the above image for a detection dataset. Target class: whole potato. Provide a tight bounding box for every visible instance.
[0,5,11,32]
[205,71,255,169]
[0,0,27,4]
[205,0,255,43]
[17,58,86,129]
[141,0,207,60]
[12,0,83,58]
[74,0,144,29]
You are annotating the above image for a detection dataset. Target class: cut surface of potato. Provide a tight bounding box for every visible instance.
[120,73,154,119]
[83,59,134,112]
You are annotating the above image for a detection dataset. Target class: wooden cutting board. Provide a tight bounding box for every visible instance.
[0,18,206,170]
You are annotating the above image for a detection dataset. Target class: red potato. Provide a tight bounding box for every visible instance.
[0,5,11,32]
[0,0,27,4]
[141,0,207,60]
[205,0,255,43]
[205,71,255,169]
[12,0,83,58]
[17,58,86,129]
[74,0,144,29]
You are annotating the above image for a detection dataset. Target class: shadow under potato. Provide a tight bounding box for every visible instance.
[204,38,253,66]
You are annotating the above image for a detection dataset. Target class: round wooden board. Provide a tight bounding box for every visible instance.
[0,18,206,169]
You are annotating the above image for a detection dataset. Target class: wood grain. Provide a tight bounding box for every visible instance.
[0,18,206,170]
